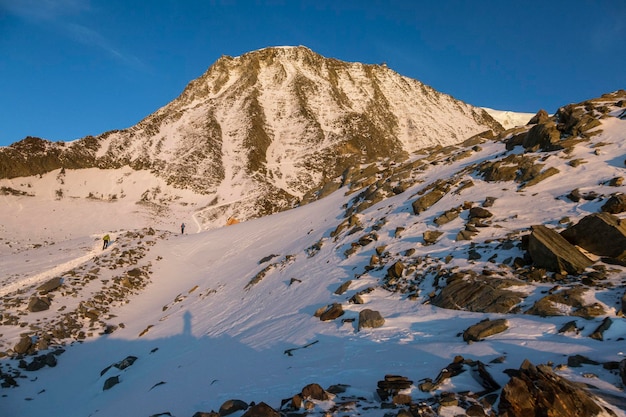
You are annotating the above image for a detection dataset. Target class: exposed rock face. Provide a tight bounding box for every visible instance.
[527,225,594,274]
[522,121,561,151]
[498,360,604,417]
[431,274,525,313]
[561,212,626,260]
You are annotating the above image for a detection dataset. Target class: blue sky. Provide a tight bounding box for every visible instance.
[0,0,624,147]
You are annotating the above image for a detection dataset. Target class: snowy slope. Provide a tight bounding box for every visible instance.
[482,107,536,129]
[1,93,626,416]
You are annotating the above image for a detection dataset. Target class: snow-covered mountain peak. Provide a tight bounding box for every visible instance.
[0,46,502,230]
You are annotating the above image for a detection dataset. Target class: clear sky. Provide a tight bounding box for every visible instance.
[0,0,624,147]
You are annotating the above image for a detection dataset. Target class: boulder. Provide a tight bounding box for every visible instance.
[601,194,626,214]
[527,225,593,274]
[316,303,344,321]
[522,121,561,151]
[412,188,446,214]
[386,261,404,279]
[498,359,603,417]
[468,207,493,219]
[434,207,461,226]
[561,212,626,260]
[241,402,280,417]
[423,230,443,245]
[463,318,508,342]
[219,399,248,416]
[13,336,33,354]
[301,383,329,401]
[27,296,51,312]
[103,375,120,391]
[589,317,612,341]
[527,109,551,125]
[334,280,352,295]
[36,277,63,294]
[358,309,385,331]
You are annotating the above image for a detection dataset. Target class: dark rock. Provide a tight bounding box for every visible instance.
[423,230,443,245]
[483,196,497,207]
[601,194,626,214]
[498,359,603,417]
[301,383,329,401]
[36,277,63,294]
[27,296,51,312]
[193,412,220,417]
[528,109,551,125]
[463,318,508,342]
[527,225,593,274]
[525,286,605,318]
[13,336,33,354]
[334,280,352,295]
[412,188,446,214]
[522,121,561,151]
[241,402,280,417]
[434,207,461,226]
[358,309,385,330]
[456,229,478,241]
[377,374,413,392]
[589,317,612,341]
[114,356,137,370]
[561,212,626,260]
[468,207,493,219]
[103,375,120,390]
[386,261,404,279]
[317,303,344,321]
[473,361,501,394]
[558,320,579,334]
[567,188,582,202]
[219,399,248,416]
[620,359,626,385]
[431,275,525,314]
[568,354,599,368]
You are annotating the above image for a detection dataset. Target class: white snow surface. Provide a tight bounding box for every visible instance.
[2,107,626,416]
[482,107,536,129]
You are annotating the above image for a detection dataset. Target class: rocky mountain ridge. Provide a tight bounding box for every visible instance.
[0,46,501,229]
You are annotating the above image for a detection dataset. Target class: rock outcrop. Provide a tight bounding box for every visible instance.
[561,212,626,260]
[527,225,594,274]
[498,360,605,417]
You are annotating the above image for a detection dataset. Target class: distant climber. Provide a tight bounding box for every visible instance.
[102,234,110,250]
[181,223,186,234]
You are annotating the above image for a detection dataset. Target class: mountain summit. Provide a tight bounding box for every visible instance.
[0,46,501,227]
